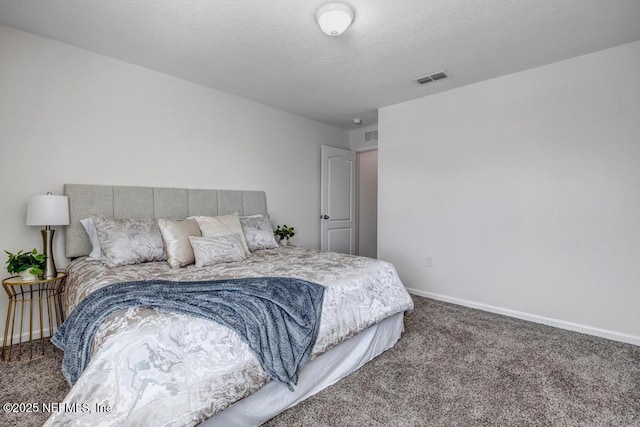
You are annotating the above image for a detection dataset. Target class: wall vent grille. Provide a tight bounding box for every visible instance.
[416,70,448,85]
[364,130,378,142]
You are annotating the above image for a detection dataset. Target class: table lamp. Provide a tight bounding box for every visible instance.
[26,193,69,278]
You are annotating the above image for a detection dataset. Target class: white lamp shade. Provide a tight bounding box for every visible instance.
[26,194,70,226]
[316,3,354,36]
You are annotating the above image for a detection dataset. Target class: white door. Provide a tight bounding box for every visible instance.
[321,145,356,253]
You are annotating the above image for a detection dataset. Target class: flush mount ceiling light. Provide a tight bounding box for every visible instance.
[316,3,355,36]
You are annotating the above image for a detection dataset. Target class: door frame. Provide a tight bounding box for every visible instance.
[355,148,378,258]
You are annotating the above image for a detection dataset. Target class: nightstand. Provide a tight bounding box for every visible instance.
[1,272,66,362]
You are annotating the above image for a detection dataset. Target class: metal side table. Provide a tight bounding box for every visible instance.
[1,272,66,362]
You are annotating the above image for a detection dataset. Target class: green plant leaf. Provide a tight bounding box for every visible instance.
[4,248,47,275]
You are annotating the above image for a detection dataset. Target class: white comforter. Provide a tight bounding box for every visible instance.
[46,247,413,426]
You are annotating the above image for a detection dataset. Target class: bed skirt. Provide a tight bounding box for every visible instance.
[201,311,405,426]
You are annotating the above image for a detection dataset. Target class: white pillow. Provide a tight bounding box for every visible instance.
[192,213,250,256]
[189,234,247,267]
[80,217,101,261]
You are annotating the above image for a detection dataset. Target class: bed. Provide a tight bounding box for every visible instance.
[45,184,413,426]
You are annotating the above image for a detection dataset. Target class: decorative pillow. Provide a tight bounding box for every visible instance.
[189,234,247,267]
[157,218,201,269]
[80,217,101,261]
[192,213,250,256]
[91,215,166,268]
[239,214,278,251]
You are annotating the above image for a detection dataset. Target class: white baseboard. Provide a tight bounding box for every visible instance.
[0,327,54,347]
[4,291,638,348]
[407,288,640,347]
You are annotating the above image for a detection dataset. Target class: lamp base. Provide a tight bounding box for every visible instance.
[41,228,57,278]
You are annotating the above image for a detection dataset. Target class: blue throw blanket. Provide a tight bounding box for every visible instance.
[51,277,324,390]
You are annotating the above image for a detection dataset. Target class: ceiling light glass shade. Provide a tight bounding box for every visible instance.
[316,3,354,36]
[26,194,69,226]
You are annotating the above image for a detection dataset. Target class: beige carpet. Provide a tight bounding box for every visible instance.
[1,296,638,427]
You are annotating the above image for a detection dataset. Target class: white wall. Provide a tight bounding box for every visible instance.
[0,26,348,339]
[379,40,640,344]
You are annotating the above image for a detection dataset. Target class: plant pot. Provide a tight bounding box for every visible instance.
[19,270,38,281]
[280,238,289,246]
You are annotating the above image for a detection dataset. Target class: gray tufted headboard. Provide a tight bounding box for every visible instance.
[64,184,268,258]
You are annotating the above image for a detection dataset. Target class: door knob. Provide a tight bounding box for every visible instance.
[321,215,330,220]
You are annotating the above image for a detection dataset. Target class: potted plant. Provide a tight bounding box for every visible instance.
[5,249,47,281]
[274,225,295,246]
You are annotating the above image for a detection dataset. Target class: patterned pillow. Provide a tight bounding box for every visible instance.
[192,213,250,256]
[91,215,166,267]
[189,234,247,267]
[239,214,278,251]
[157,218,201,268]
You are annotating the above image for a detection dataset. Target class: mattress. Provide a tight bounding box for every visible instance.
[46,246,413,426]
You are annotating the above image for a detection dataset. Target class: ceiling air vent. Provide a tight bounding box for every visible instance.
[416,70,448,85]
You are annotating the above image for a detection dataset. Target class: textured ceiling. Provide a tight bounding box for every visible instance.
[1,0,639,129]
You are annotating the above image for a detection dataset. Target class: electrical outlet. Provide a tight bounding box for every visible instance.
[425,256,433,268]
